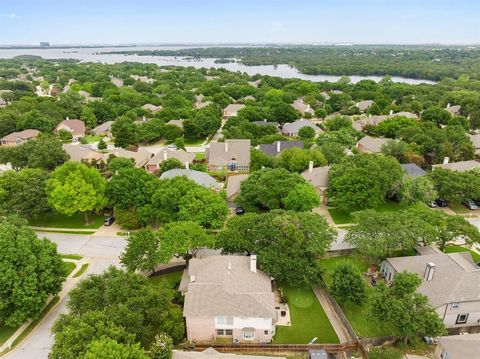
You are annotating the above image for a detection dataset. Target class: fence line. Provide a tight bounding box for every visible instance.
[193,342,359,354]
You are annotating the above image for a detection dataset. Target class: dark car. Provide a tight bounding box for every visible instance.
[103,216,115,226]
[435,198,448,207]
[235,206,245,215]
[427,201,438,208]
[474,199,480,207]
[463,200,478,211]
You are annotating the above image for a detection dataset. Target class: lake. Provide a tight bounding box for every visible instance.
[0,46,436,85]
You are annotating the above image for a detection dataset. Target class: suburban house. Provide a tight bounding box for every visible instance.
[173,348,285,359]
[253,119,280,130]
[301,162,331,201]
[160,168,221,190]
[179,255,278,343]
[166,119,185,129]
[206,140,250,172]
[248,79,261,88]
[110,76,123,87]
[381,247,480,331]
[0,129,40,147]
[142,103,163,113]
[432,160,480,172]
[352,115,388,131]
[281,119,322,137]
[435,333,480,359]
[401,163,426,178]
[145,148,195,173]
[62,144,104,164]
[469,134,480,155]
[107,148,153,168]
[292,98,315,117]
[226,174,249,202]
[394,111,419,119]
[320,91,330,101]
[356,100,374,112]
[195,95,212,109]
[356,136,390,153]
[131,74,155,84]
[54,119,86,140]
[259,140,304,157]
[445,103,461,116]
[91,121,114,138]
[223,104,245,119]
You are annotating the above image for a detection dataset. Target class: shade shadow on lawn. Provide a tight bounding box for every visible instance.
[273,284,339,344]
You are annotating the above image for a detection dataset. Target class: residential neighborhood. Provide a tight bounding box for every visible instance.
[1,3,480,359]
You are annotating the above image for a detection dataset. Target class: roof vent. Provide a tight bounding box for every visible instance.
[424,262,436,281]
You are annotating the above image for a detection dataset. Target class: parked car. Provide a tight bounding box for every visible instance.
[474,199,480,206]
[167,144,177,150]
[463,200,478,211]
[427,201,438,208]
[435,198,448,207]
[104,216,115,226]
[235,206,245,215]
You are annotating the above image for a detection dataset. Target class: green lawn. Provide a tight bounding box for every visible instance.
[60,254,83,260]
[29,213,104,229]
[83,135,102,143]
[273,284,339,344]
[195,153,206,161]
[448,203,470,215]
[63,261,77,276]
[0,325,18,346]
[320,256,390,338]
[444,244,480,262]
[148,271,183,290]
[184,137,206,146]
[73,263,89,278]
[328,201,425,225]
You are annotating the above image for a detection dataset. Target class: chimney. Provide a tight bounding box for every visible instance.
[368,114,372,118]
[447,103,451,109]
[389,110,394,115]
[250,255,257,273]
[189,274,196,282]
[163,151,168,161]
[66,116,69,121]
[142,116,146,122]
[308,160,314,173]
[443,157,450,164]
[264,118,267,122]
[276,141,281,153]
[424,262,436,281]
[185,161,189,170]
[225,141,229,152]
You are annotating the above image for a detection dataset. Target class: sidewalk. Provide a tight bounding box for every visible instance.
[313,286,355,344]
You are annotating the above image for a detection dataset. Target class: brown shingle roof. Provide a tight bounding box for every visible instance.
[1,129,40,142]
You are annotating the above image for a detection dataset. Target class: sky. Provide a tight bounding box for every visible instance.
[0,0,479,45]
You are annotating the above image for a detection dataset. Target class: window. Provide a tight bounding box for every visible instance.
[225,329,233,336]
[264,330,269,335]
[451,302,460,310]
[243,331,255,340]
[216,329,225,336]
[456,313,468,324]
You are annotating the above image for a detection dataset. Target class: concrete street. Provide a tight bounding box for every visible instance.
[4,232,125,359]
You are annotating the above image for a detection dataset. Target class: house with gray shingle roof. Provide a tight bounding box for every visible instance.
[281,119,321,138]
[223,104,245,119]
[145,148,195,173]
[469,134,480,155]
[91,121,114,137]
[292,98,315,117]
[301,163,331,202]
[401,163,426,178]
[356,100,374,112]
[432,160,480,172]
[179,255,277,343]
[207,140,250,172]
[446,104,461,116]
[435,333,480,359]
[380,248,480,329]
[160,168,220,190]
[259,140,304,157]
[226,174,249,201]
[356,136,390,154]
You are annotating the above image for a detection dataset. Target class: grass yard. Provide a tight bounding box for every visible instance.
[444,244,480,262]
[320,256,390,338]
[0,325,18,346]
[195,153,206,161]
[448,202,474,215]
[29,213,104,229]
[273,284,339,344]
[63,261,77,276]
[83,135,102,143]
[60,254,83,260]
[73,263,89,278]
[328,201,425,225]
[148,271,183,290]
[184,137,206,146]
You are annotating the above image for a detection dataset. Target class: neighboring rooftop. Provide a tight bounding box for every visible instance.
[1,129,40,143]
[108,148,152,167]
[160,168,220,189]
[432,160,480,172]
[302,165,331,189]
[166,119,185,129]
[437,333,480,359]
[282,119,321,136]
[91,121,114,135]
[401,163,426,178]
[142,103,163,113]
[259,140,304,157]
[207,139,251,168]
[146,148,195,167]
[356,100,374,111]
[356,136,390,153]
[225,174,249,201]
[292,98,315,116]
[56,119,86,136]
[62,144,104,163]
[223,104,245,116]
[385,250,480,308]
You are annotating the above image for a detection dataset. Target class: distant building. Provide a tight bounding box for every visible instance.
[401,163,426,178]
[145,148,195,173]
[432,160,480,172]
[160,168,221,190]
[40,42,50,47]
[302,163,331,201]
[445,103,461,116]
[281,119,322,138]
[226,174,249,202]
[223,104,245,119]
[0,129,40,147]
[356,100,374,112]
[292,98,315,117]
[259,140,304,157]
[54,119,86,140]
[91,121,114,138]
[356,136,389,154]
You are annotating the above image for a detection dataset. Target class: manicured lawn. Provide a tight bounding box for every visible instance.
[320,256,390,338]
[448,203,470,214]
[195,153,206,161]
[273,284,339,344]
[184,137,206,146]
[63,261,77,276]
[0,325,18,346]
[328,201,425,225]
[83,135,102,143]
[148,271,183,290]
[60,254,83,260]
[29,213,104,229]
[73,263,89,278]
[444,244,480,262]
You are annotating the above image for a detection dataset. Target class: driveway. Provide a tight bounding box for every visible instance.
[4,232,126,359]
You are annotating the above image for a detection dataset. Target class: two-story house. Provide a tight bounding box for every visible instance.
[179,255,277,343]
[381,246,480,332]
[206,140,250,172]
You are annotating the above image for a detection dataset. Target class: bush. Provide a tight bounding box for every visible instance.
[115,207,141,229]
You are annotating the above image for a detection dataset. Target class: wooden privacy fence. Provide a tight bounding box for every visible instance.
[193,342,359,354]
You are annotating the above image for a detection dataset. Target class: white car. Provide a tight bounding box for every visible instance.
[167,144,177,150]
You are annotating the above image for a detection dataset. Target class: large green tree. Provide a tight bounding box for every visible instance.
[46,162,108,224]
[84,339,149,359]
[371,272,445,344]
[217,211,336,285]
[120,228,162,273]
[328,154,403,212]
[329,262,367,305]
[0,219,65,327]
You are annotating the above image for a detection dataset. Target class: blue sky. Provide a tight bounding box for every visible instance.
[0,0,479,45]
